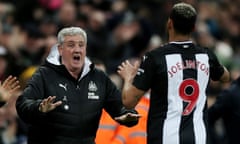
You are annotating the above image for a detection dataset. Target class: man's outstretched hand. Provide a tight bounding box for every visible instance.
[39,96,62,113]
[114,112,141,123]
[0,75,20,102]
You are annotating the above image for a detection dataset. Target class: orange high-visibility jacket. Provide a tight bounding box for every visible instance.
[111,96,150,144]
[95,109,119,144]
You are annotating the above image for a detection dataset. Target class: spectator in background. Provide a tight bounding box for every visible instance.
[106,10,153,74]
[86,9,112,64]
[93,58,119,144]
[38,16,58,37]
[96,92,149,144]
[18,66,38,90]
[109,92,149,144]
[15,24,46,74]
[0,45,20,142]
[208,76,240,144]
[0,46,8,81]
[56,2,77,31]
[0,75,22,144]
[0,75,19,107]
[15,27,140,144]
[95,58,149,144]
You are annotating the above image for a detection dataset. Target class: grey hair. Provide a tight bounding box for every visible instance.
[57,27,87,44]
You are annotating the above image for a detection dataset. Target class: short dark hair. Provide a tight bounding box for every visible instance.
[170,2,197,34]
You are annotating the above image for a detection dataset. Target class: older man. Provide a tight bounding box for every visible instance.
[16,27,140,144]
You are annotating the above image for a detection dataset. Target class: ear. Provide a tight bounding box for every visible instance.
[167,18,173,30]
[58,44,63,56]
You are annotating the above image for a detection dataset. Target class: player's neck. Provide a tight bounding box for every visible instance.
[168,32,191,42]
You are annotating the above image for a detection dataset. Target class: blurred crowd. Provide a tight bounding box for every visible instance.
[0,0,239,144]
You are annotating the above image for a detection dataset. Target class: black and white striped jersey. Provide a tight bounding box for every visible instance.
[133,41,224,144]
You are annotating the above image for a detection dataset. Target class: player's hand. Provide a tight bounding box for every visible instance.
[117,60,139,82]
[0,75,20,102]
[114,112,141,122]
[39,96,62,113]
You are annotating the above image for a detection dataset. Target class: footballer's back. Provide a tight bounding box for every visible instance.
[133,41,223,144]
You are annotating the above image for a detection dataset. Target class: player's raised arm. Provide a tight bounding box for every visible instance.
[118,60,145,109]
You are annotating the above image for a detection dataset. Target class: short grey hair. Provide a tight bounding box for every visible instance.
[57,27,87,44]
